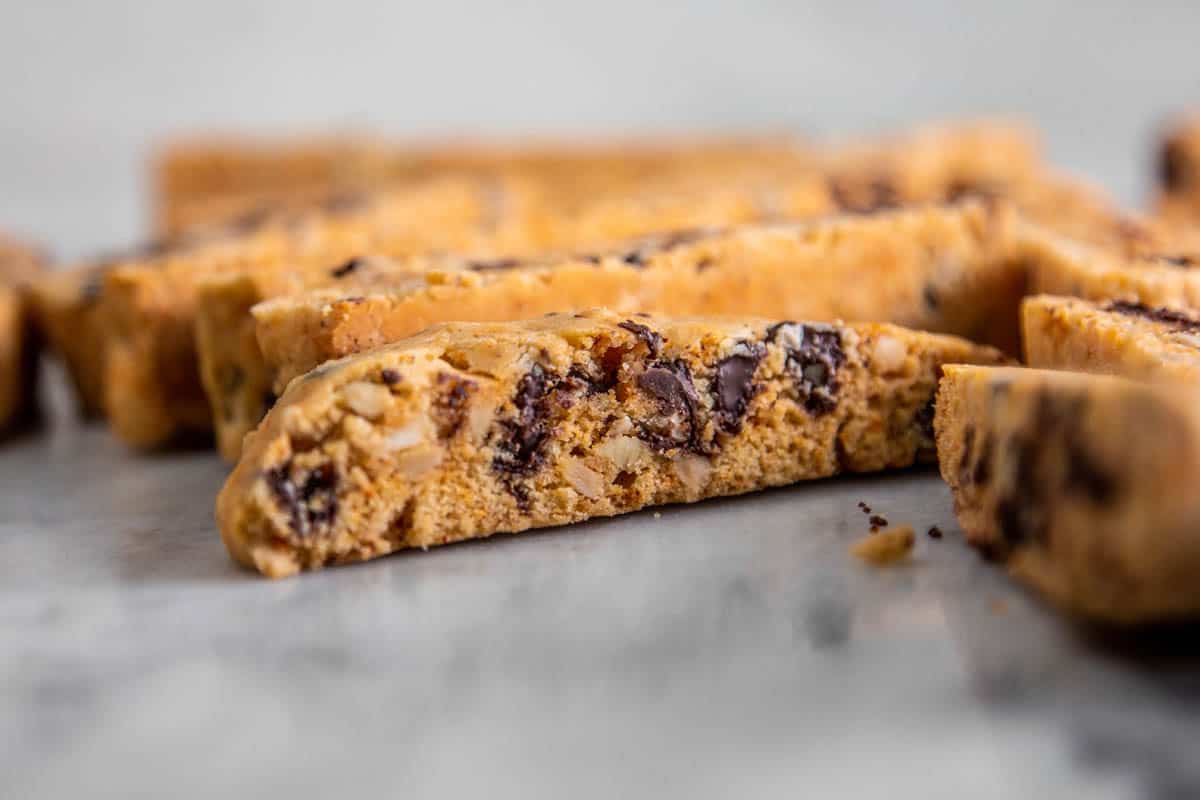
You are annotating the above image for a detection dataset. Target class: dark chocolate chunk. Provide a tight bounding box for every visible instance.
[1105,300,1200,333]
[828,176,900,214]
[431,372,476,439]
[915,396,937,447]
[1160,134,1192,192]
[868,515,888,529]
[971,432,994,486]
[767,322,846,416]
[262,390,278,414]
[711,341,765,434]
[492,363,556,479]
[1150,253,1197,268]
[380,369,402,386]
[636,359,701,451]
[467,257,523,272]
[617,320,663,357]
[922,284,940,310]
[330,258,362,278]
[264,459,339,536]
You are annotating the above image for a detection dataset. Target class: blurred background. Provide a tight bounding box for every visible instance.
[1,0,1197,259]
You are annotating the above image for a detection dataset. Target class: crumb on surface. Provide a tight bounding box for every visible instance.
[653,511,662,519]
[851,525,915,566]
[868,514,888,528]
[857,500,872,514]
[927,525,943,540]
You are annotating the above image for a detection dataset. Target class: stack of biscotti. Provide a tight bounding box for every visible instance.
[216,309,1007,577]
[0,234,47,436]
[1155,115,1200,226]
[155,133,817,237]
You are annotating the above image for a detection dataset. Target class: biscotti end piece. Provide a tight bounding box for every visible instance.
[935,365,1200,624]
[0,236,47,434]
[1156,116,1200,226]
[1022,294,1200,383]
[218,310,1007,577]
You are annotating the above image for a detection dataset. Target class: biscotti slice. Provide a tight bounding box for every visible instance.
[26,264,111,417]
[218,310,1007,577]
[104,176,544,449]
[256,200,1023,395]
[1022,218,1200,308]
[196,178,841,460]
[0,235,47,434]
[936,364,1200,624]
[1155,115,1200,226]
[1022,294,1200,382]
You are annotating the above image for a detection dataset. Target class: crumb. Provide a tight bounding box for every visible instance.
[653,511,662,519]
[926,525,943,540]
[857,501,872,514]
[851,525,915,566]
[868,514,888,529]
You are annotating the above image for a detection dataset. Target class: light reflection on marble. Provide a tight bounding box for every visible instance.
[1,377,1196,799]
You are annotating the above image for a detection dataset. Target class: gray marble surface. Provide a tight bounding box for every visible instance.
[3,374,1199,799]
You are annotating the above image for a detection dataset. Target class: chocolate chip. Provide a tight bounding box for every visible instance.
[767,322,846,416]
[828,176,899,214]
[1105,300,1200,333]
[617,320,663,357]
[492,363,556,480]
[1064,442,1116,506]
[262,390,278,414]
[695,256,714,272]
[467,257,523,272]
[868,515,888,529]
[432,372,475,439]
[380,369,402,385]
[1150,254,1196,268]
[915,396,937,449]
[942,179,1001,203]
[622,250,647,268]
[636,359,701,451]
[922,285,940,310]
[972,432,994,486]
[330,258,361,278]
[857,501,872,514]
[619,229,715,268]
[927,526,943,539]
[712,341,765,434]
[1160,134,1192,192]
[264,459,339,536]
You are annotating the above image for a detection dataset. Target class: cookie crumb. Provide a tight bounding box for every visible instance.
[868,514,888,528]
[851,525,915,566]
[653,511,662,519]
[926,525,943,540]
[857,500,872,514]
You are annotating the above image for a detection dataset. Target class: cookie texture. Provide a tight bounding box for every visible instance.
[0,235,47,435]
[1022,294,1200,381]
[217,310,1006,577]
[936,365,1200,624]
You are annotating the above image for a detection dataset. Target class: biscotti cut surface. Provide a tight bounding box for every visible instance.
[256,201,1022,397]
[0,235,46,434]
[1022,294,1200,382]
[218,309,1007,577]
[936,365,1200,624]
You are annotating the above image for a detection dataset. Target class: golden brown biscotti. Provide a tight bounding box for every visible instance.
[27,264,111,418]
[196,177,839,459]
[1021,219,1200,308]
[0,235,47,434]
[936,365,1200,624]
[155,133,815,235]
[256,201,1024,395]
[1022,294,1200,381]
[104,176,546,449]
[218,310,1007,577]
[1155,115,1200,226]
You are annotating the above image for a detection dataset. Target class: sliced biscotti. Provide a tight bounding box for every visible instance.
[218,310,1007,577]
[1021,218,1200,308]
[257,200,1024,395]
[1022,295,1200,381]
[936,365,1200,624]
[26,264,108,417]
[103,176,545,449]
[0,236,46,435]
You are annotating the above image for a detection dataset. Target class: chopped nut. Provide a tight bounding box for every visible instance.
[599,434,647,470]
[871,334,908,375]
[394,444,443,477]
[561,456,604,499]
[340,381,392,420]
[384,420,428,451]
[851,525,915,566]
[672,453,712,496]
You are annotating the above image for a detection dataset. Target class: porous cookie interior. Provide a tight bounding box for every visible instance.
[221,311,1002,577]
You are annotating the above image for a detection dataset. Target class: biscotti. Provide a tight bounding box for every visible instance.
[255,201,1022,395]
[218,309,1007,577]
[936,365,1200,624]
[1022,294,1200,381]
[104,176,545,449]
[0,235,47,434]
